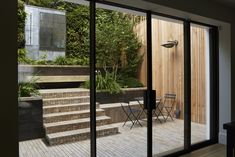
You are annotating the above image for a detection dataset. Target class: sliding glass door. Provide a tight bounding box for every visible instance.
[77,1,219,156]
[89,1,219,157]
[151,16,185,156]
[18,0,218,157]
[190,24,211,144]
[94,3,148,157]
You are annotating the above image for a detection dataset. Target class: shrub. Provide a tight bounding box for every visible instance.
[17,49,35,64]
[18,76,40,97]
[54,56,68,65]
[54,55,89,65]
[117,77,143,88]
[35,54,48,65]
[83,71,121,94]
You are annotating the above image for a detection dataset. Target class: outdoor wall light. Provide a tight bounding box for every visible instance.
[161,40,178,48]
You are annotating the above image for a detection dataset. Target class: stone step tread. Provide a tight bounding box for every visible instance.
[43,96,90,101]
[44,116,110,128]
[47,124,118,139]
[43,109,104,118]
[27,75,89,83]
[39,88,89,94]
[43,102,95,109]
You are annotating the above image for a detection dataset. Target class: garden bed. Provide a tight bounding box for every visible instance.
[18,65,93,88]
[97,87,146,104]
[18,64,91,76]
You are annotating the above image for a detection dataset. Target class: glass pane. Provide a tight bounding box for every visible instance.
[18,1,90,156]
[95,4,148,157]
[39,13,66,51]
[152,16,184,156]
[191,25,210,144]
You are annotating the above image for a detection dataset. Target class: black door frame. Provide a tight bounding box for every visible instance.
[89,0,219,156]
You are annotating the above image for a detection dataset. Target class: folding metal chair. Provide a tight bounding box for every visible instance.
[153,97,166,123]
[161,93,176,121]
[134,97,147,118]
[121,100,143,129]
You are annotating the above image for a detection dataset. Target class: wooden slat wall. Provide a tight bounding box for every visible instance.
[191,26,207,124]
[134,19,207,124]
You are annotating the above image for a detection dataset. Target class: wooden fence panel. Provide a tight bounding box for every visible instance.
[134,18,207,124]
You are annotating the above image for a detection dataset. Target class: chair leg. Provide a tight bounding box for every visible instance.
[123,113,133,127]
[123,114,130,127]
[165,107,174,121]
[157,106,166,122]
[133,111,143,127]
[153,110,162,123]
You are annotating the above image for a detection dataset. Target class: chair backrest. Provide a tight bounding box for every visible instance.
[163,93,176,107]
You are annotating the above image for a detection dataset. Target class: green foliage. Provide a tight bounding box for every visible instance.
[17,49,35,64]
[18,0,144,90]
[26,0,62,8]
[18,76,40,97]
[53,56,68,65]
[95,10,142,76]
[54,55,89,65]
[83,71,121,94]
[117,77,143,88]
[35,54,48,65]
[18,0,27,48]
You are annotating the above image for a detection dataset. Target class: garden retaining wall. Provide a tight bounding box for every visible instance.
[18,97,44,141]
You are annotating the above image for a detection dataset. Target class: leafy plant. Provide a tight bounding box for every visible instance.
[117,77,143,88]
[18,75,40,97]
[83,71,121,94]
[54,55,89,65]
[35,54,48,65]
[54,56,68,65]
[17,49,35,64]
[18,0,27,48]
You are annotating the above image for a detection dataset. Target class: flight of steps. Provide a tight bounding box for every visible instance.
[40,88,119,145]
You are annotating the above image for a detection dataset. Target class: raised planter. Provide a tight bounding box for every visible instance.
[97,87,147,123]
[18,96,44,141]
[96,87,146,104]
[18,65,91,76]
[18,65,102,89]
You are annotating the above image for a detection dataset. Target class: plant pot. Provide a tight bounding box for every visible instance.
[175,108,180,119]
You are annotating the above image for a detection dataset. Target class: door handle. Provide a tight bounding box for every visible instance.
[144,90,156,110]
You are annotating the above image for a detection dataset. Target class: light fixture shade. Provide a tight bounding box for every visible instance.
[161,40,178,48]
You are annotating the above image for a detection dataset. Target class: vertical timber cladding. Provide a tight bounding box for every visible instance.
[135,18,207,124]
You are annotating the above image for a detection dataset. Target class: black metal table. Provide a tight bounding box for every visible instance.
[134,97,164,123]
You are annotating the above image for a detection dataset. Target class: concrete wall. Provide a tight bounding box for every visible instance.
[100,0,234,144]
[24,5,66,60]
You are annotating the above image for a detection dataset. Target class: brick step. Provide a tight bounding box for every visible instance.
[44,116,111,134]
[43,102,100,114]
[39,88,90,99]
[46,124,119,145]
[44,109,105,123]
[43,96,90,106]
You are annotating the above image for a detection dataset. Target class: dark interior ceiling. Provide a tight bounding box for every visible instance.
[213,0,235,9]
[143,0,235,9]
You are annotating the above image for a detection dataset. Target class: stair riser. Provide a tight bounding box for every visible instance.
[47,128,119,145]
[44,111,105,123]
[43,97,90,106]
[44,105,86,114]
[45,119,110,134]
[41,91,90,99]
